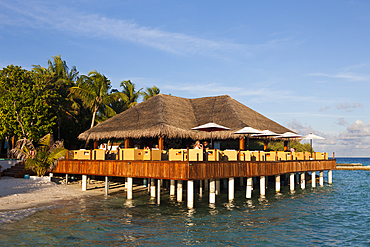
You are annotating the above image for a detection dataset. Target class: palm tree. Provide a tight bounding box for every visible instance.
[141,86,160,101]
[11,134,66,177]
[33,55,79,140]
[119,80,142,109]
[69,70,116,129]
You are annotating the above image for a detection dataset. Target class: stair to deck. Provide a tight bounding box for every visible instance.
[2,162,25,177]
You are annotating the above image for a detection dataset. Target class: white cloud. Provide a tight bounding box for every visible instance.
[0,1,298,58]
[309,72,370,81]
[288,119,370,157]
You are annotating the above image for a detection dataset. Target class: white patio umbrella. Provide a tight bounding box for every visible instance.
[233,127,262,149]
[191,122,231,149]
[252,130,280,150]
[303,133,325,154]
[275,132,302,151]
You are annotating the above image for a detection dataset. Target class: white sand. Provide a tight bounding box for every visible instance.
[0,176,138,211]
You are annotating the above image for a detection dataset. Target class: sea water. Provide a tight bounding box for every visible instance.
[1,158,370,246]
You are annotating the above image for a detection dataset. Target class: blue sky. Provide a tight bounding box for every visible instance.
[1,0,370,157]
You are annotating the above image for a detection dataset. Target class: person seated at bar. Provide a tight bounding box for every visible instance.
[194,140,203,149]
[203,141,210,151]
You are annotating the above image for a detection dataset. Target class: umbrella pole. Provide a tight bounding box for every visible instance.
[310,139,313,156]
[247,135,249,150]
[211,131,213,149]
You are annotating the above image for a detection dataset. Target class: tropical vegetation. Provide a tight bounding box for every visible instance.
[0,55,161,152]
[11,134,66,177]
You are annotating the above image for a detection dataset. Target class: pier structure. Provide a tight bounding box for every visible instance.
[53,154,336,208]
[59,94,336,208]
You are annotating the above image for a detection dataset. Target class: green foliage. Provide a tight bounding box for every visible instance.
[0,56,162,149]
[69,70,116,128]
[0,65,58,140]
[141,85,160,101]
[11,134,66,177]
[268,140,313,152]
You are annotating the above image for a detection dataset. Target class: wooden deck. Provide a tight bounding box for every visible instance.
[53,159,336,180]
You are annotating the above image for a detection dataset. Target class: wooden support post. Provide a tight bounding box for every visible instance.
[246,177,253,198]
[125,138,130,148]
[264,139,268,151]
[216,179,220,195]
[239,137,245,151]
[151,179,156,198]
[187,180,194,209]
[290,173,295,191]
[319,171,324,186]
[159,136,164,150]
[157,179,161,204]
[66,149,69,159]
[228,178,234,201]
[127,177,133,199]
[260,176,266,196]
[105,176,109,196]
[199,180,203,198]
[204,179,209,191]
[275,175,280,193]
[177,180,183,202]
[301,173,306,189]
[284,140,288,152]
[11,136,15,159]
[295,173,300,185]
[94,141,98,149]
[209,179,216,204]
[328,170,333,184]
[82,175,87,191]
[170,180,175,196]
[312,172,316,188]
[148,178,151,192]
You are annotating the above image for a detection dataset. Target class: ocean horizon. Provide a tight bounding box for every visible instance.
[1,157,369,246]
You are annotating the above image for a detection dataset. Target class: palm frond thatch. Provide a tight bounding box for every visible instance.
[78,94,294,142]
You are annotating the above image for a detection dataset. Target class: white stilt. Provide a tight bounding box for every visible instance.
[187,180,194,208]
[312,172,316,188]
[240,177,244,186]
[246,177,253,198]
[290,173,295,191]
[216,179,220,195]
[275,175,280,193]
[177,180,183,202]
[157,179,161,204]
[328,170,333,184]
[82,175,87,191]
[199,180,203,197]
[301,173,305,189]
[260,176,266,196]
[125,177,128,189]
[127,177,133,199]
[319,171,324,186]
[170,180,176,196]
[228,178,234,201]
[105,176,109,196]
[148,178,151,192]
[204,179,209,191]
[209,179,216,204]
[65,174,68,185]
[49,173,53,178]
[151,179,156,198]
[160,179,163,187]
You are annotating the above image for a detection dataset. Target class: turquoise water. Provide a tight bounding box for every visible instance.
[1,158,370,246]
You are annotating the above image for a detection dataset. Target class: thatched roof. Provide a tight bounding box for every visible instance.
[78,94,293,141]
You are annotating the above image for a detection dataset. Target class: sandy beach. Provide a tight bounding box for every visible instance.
[0,176,141,212]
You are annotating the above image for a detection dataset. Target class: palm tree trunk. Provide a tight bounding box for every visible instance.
[90,108,97,129]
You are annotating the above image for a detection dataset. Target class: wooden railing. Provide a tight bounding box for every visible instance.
[53,159,336,180]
